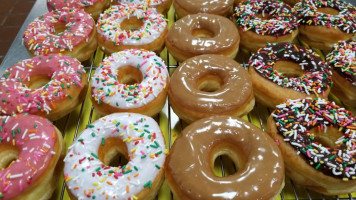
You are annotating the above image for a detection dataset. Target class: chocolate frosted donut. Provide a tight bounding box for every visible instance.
[166,115,285,200]
[248,42,332,108]
[165,13,240,62]
[169,54,254,123]
[174,0,234,18]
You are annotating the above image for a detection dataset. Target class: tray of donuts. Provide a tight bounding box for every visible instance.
[0,0,355,199]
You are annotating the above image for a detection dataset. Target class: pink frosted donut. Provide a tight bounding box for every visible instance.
[47,0,110,20]
[23,8,97,62]
[0,54,88,121]
[0,114,64,200]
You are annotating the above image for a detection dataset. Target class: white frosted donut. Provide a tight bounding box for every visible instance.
[64,112,167,200]
[97,4,168,54]
[91,49,169,116]
[112,0,172,14]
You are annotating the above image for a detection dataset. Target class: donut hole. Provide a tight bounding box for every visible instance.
[120,18,144,31]
[0,144,19,169]
[212,145,245,177]
[310,126,344,149]
[53,24,67,35]
[197,74,224,92]
[25,74,52,89]
[256,13,272,20]
[98,137,129,167]
[192,28,215,38]
[117,66,143,85]
[273,61,305,78]
[316,7,339,15]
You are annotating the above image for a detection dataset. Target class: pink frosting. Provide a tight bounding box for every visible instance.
[0,54,86,117]
[0,114,58,199]
[47,0,104,11]
[23,8,94,56]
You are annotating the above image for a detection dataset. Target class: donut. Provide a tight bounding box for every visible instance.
[46,0,110,20]
[233,0,299,52]
[165,13,240,62]
[96,4,168,55]
[91,49,169,117]
[294,0,356,50]
[0,114,64,200]
[64,112,167,200]
[23,8,97,62]
[0,54,88,121]
[112,0,173,14]
[267,98,356,195]
[326,39,356,107]
[166,115,285,200]
[174,0,234,18]
[169,54,254,123]
[248,42,332,108]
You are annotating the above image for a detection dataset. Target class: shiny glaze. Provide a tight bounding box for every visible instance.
[0,114,58,200]
[169,54,252,113]
[166,13,239,54]
[175,0,233,14]
[166,115,284,200]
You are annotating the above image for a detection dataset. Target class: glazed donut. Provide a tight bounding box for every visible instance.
[0,54,88,121]
[47,0,110,20]
[267,98,356,195]
[326,39,356,107]
[64,112,166,200]
[97,4,168,55]
[174,0,234,18]
[169,54,254,123]
[166,115,285,200]
[112,0,173,14]
[23,8,97,62]
[248,42,332,108]
[165,13,240,62]
[294,0,356,50]
[91,49,169,117]
[0,114,64,200]
[233,0,299,52]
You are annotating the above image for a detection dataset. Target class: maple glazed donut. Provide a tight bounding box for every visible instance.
[169,54,254,123]
[47,0,110,20]
[64,112,166,200]
[112,0,172,14]
[165,13,240,62]
[248,42,332,108]
[166,115,285,200]
[23,8,97,62]
[97,4,168,55]
[294,0,356,50]
[267,98,356,195]
[91,49,169,117]
[0,114,64,200]
[326,39,356,106]
[174,0,234,18]
[234,0,299,52]
[0,54,88,121]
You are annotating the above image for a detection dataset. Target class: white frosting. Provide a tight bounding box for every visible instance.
[64,112,166,200]
[97,4,167,46]
[91,49,169,109]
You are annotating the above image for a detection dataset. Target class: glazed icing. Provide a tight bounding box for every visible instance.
[0,114,58,199]
[169,54,253,113]
[234,0,298,36]
[23,8,94,56]
[272,98,356,180]
[175,0,234,15]
[166,13,239,55]
[113,0,167,6]
[294,0,356,34]
[327,39,356,86]
[64,112,166,200]
[47,0,102,10]
[166,115,284,199]
[91,49,169,109]
[0,54,86,117]
[97,4,167,46]
[249,42,332,96]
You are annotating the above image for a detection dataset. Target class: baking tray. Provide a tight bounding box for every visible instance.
[0,0,356,199]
